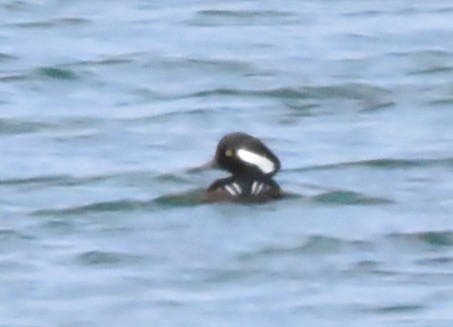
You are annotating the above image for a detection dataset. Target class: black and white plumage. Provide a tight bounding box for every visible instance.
[201,132,284,203]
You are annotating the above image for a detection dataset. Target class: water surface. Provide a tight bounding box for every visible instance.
[1,0,453,326]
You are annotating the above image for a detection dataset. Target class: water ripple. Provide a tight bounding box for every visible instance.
[292,157,453,172]
[365,303,426,314]
[196,9,292,19]
[240,231,453,264]
[313,190,393,205]
[33,199,155,217]
[190,84,393,110]
[240,235,372,260]
[0,174,109,187]
[0,119,55,135]
[388,230,453,248]
[0,229,33,242]
[76,250,143,266]
[191,9,295,26]
[35,67,79,81]
[1,1,32,12]
[12,17,90,29]
[0,52,17,62]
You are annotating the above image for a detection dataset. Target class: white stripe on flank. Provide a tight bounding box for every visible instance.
[224,184,236,196]
[236,149,275,174]
[232,183,242,195]
[256,182,264,195]
[251,181,258,195]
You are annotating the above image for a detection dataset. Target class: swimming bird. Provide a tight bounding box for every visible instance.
[196,132,284,203]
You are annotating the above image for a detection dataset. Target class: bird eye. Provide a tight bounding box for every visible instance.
[225,149,234,157]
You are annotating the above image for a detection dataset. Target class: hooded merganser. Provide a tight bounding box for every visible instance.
[196,132,284,203]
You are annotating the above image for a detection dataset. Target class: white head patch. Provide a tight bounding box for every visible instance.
[236,148,275,174]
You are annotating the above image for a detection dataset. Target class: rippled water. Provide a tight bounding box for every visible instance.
[2,0,453,326]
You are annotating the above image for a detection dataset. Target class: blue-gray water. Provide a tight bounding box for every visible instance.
[2,0,453,326]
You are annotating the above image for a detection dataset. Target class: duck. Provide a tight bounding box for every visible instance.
[196,132,284,203]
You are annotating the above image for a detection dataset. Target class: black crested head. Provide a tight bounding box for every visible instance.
[214,132,280,177]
